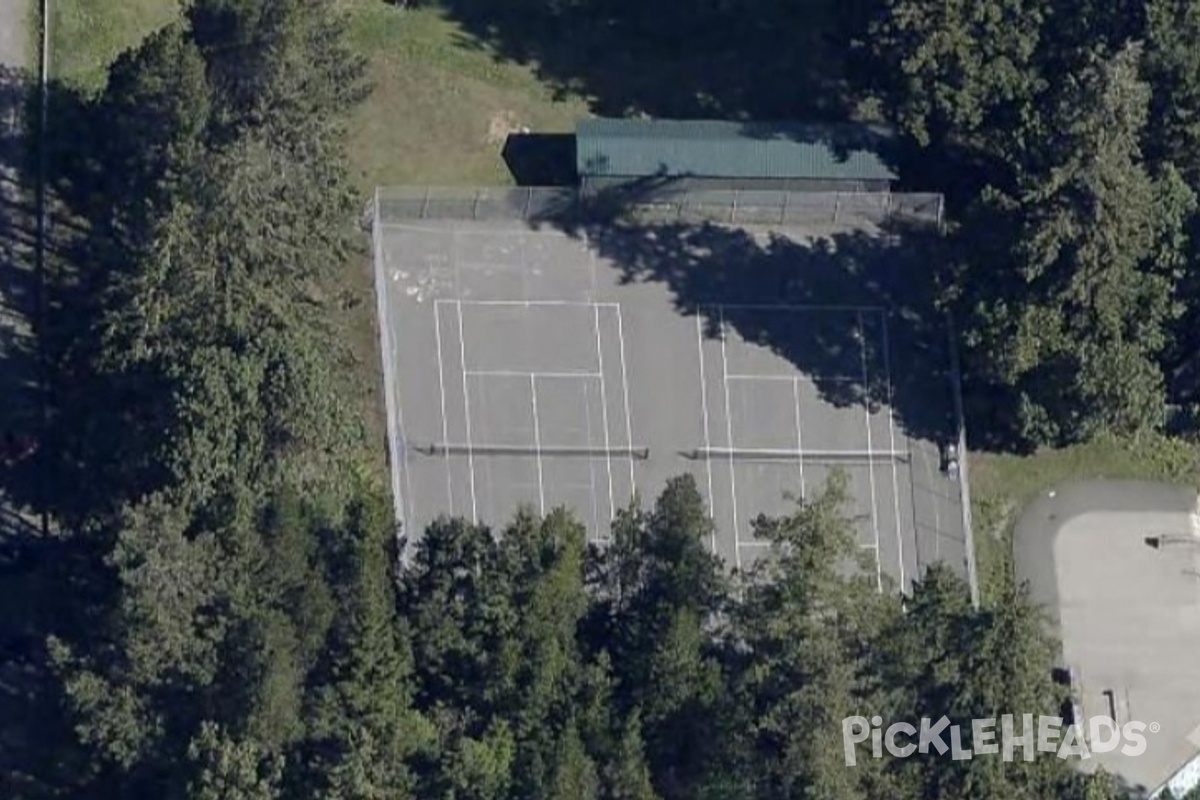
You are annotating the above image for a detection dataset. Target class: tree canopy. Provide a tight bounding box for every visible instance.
[6,0,1200,797]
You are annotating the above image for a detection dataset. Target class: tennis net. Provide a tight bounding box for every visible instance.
[683,447,910,464]
[417,443,651,459]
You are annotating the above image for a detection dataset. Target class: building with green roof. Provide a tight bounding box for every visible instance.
[575,118,897,194]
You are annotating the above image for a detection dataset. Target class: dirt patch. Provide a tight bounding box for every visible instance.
[485,109,526,145]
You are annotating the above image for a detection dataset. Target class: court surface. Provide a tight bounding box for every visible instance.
[375,218,967,591]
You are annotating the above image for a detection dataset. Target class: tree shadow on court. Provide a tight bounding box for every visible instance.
[428,0,871,122]
[543,203,959,446]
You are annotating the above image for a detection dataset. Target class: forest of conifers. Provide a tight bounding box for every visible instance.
[5,0,1200,797]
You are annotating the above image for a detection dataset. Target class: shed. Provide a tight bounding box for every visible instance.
[575,118,897,194]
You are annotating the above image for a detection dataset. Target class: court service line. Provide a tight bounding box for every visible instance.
[719,307,743,572]
[725,373,860,383]
[857,311,882,592]
[456,300,479,523]
[792,377,806,499]
[614,306,636,496]
[453,299,620,309]
[880,311,906,590]
[593,305,616,519]
[694,315,716,554]
[463,369,603,380]
[433,302,454,514]
[530,374,546,516]
[377,222,527,237]
[713,302,885,312]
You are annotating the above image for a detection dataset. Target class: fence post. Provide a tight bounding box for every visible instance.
[523,187,533,219]
[472,188,482,220]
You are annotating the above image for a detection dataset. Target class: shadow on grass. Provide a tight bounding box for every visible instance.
[432,0,870,122]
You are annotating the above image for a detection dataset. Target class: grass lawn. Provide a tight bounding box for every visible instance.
[970,434,1199,604]
[46,0,588,186]
[48,0,180,91]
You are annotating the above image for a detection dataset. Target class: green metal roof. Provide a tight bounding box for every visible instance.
[575,118,897,182]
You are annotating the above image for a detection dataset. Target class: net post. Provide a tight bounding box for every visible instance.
[834,192,841,223]
[731,189,739,224]
[421,186,430,219]
[472,188,482,220]
[781,190,790,225]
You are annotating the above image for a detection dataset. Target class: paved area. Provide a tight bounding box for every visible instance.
[375,217,966,590]
[0,0,25,69]
[1014,481,1200,798]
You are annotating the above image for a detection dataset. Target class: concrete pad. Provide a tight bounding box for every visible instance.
[1014,481,1200,797]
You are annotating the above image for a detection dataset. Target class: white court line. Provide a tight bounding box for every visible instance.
[719,307,743,572]
[456,300,479,523]
[463,369,603,380]
[615,306,636,498]
[530,374,546,516]
[453,299,620,308]
[433,302,454,515]
[858,311,882,592]
[725,373,860,383]
[880,311,906,591]
[714,302,885,312]
[378,222,534,237]
[792,377,806,499]
[372,195,415,543]
[695,315,717,555]
[691,447,909,458]
[592,306,616,520]
[579,366,604,541]
[917,445,941,559]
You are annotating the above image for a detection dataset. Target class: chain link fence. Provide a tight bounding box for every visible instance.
[374,186,944,228]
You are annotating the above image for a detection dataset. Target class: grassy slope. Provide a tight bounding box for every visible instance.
[343,2,587,188]
[47,0,587,184]
[48,0,179,90]
[971,435,1199,602]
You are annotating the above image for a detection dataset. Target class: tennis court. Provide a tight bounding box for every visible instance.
[374,218,967,591]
